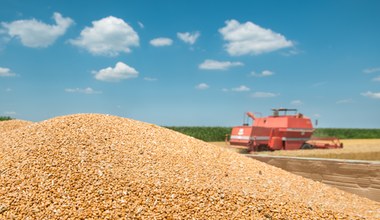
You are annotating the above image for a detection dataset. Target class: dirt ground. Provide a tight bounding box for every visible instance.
[210,139,380,161]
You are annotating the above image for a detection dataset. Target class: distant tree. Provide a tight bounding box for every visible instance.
[0,116,12,121]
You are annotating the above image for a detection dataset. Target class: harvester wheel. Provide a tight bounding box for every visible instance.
[301,143,313,150]
[257,145,271,152]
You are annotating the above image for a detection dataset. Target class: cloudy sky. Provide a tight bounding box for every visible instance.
[1,0,379,128]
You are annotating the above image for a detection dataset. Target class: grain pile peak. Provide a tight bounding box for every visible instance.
[0,119,33,133]
[0,113,379,219]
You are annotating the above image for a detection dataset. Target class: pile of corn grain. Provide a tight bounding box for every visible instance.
[0,119,33,133]
[0,114,379,219]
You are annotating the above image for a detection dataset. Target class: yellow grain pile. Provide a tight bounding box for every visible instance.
[0,114,379,219]
[0,119,33,133]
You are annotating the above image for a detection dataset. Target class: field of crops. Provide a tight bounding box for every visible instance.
[165,127,231,142]
[313,128,380,139]
[210,139,380,161]
[2,119,379,161]
[167,127,380,141]
[165,127,380,161]
[1,118,379,140]
[0,116,12,121]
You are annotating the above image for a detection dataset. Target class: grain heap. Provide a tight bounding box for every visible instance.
[0,119,33,133]
[0,114,379,219]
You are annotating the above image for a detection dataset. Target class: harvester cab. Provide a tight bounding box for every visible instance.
[229,108,343,152]
[272,108,297,117]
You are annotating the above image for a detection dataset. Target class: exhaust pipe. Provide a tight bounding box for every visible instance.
[247,112,256,120]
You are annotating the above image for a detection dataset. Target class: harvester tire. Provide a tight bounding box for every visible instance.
[301,143,313,150]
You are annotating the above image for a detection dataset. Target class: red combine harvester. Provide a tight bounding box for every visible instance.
[229,108,343,151]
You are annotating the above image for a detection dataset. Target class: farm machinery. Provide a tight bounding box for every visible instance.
[228,108,343,151]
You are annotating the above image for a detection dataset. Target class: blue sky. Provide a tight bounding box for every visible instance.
[1,0,380,128]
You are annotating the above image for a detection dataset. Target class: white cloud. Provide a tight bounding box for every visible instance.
[143,77,157,81]
[291,100,303,105]
[363,67,380,74]
[1,12,73,48]
[199,59,243,70]
[232,85,250,92]
[361,91,380,99]
[69,16,139,56]
[281,48,301,56]
[219,19,293,56]
[336,99,354,104]
[195,83,209,90]
[372,76,380,82]
[4,111,16,115]
[150,37,173,47]
[65,87,102,94]
[0,35,11,50]
[177,31,200,45]
[0,67,16,77]
[138,21,144,29]
[251,70,274,77]
[93,62,138,82]
[251,92,279,98]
